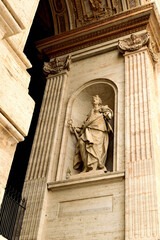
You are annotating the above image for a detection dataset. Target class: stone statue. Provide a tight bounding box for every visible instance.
[68,95,113,173]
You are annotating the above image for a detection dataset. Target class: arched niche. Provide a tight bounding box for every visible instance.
[57,79,118,181]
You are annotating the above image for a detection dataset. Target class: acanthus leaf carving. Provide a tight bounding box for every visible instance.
[148,41,158,63]
[43,55,71,75]
[118,32,149,53]
[118,32,158,63]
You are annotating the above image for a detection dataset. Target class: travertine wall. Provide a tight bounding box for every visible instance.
[56,49,125,181]
[20,41,125,239]
[0,113,24,203]
[1,1,160,240]
[0,0,40,208]
[45,174,124,240]
[155,54,160,223]
[45,48,125,239]
[124,47,160,238]
[8,1,159,240]
[21,31,160,240]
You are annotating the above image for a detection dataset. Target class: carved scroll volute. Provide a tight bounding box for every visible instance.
[43,55,71,76]
[118,32,150,53]
[148,41,158,63]
[118,32,158,62]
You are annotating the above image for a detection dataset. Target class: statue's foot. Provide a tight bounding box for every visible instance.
[98,164,107,172]
[89,162,98,171]
[99,163,105,169]
[81,167,88,173]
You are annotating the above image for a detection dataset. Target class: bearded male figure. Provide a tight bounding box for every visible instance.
[68,95,113,173]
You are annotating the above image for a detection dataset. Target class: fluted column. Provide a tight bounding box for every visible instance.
[20,56,71,240]
[119,33,160,239]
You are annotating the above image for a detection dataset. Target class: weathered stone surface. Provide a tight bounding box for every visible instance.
[118,41,160,238]
[44,174,125,240]
[20,40,125,239]
[68,95,113,173]
[1,1,160,240]
[0,0,40,212]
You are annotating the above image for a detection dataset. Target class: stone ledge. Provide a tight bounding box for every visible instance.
[0,112,24,142]
[6,38,32,69]
[47,171,125,191]
[0,1,23,39]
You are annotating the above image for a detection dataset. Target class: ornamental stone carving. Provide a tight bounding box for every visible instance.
[88,0,113,20]
[43,55,71,75]
[118,32,149,53]
[118,32,158,62]
[47,0,142,33]
[148,41,158,62]
[68,95,113,173]
[71,0,122,27]
[89,0,103,12]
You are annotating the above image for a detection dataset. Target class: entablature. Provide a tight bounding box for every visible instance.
[36,3,160,60]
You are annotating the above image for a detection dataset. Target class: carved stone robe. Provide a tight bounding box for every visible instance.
[73,109,112,171]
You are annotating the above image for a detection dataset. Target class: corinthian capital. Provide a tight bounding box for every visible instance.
[43,55,71,75]
[118,33,149,53]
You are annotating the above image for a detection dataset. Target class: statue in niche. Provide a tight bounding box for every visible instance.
[68,95,113,173]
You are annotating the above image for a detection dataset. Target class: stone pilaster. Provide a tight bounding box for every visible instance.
[25,71,69,181]
[119,33,160,239]
[20,56,71,240]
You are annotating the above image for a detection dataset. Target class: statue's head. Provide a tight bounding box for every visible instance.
[92,95,102,106]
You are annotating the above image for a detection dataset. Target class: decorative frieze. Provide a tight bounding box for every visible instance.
[68,0,139,28]
[48,0,147,34]
[37,4,155,59]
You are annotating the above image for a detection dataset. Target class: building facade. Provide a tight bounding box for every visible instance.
[1,0,160,239]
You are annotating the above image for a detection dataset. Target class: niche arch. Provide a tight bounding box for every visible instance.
[56,78,118,181]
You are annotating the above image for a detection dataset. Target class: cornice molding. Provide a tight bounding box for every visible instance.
[47,171,125,191]
[36,3,160,59]
[0,112,24,142]
[0,1,24,39]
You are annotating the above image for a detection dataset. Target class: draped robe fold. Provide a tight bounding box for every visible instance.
[73,110,112,171]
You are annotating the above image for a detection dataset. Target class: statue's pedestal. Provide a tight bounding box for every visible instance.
[45,172,125,239]
[68,170,106,180]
